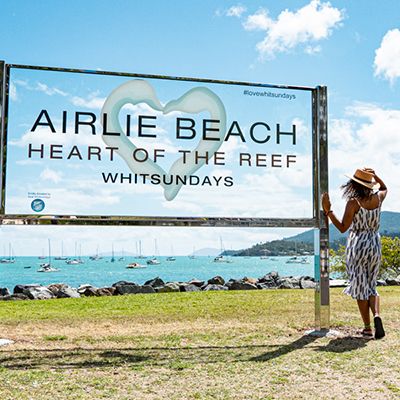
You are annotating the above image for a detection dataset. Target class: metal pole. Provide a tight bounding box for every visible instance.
[0,61,6,215]
[313,86,329,330]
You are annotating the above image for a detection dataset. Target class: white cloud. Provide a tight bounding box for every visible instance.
[36,82,68,96]
[216,4,247,18]
[71,93,106,109]
[9,82,17,101]
[10,79,68,97]
[243,0,344,59]
[304,45,321,54]
[328,102,400,213]
[374,28,400,84]
[243,9,271,31]
[40,167,63,183]
[226,5,247,18]
[15,159,42,166]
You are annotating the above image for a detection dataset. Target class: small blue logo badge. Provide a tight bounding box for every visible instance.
[31,199,45,212]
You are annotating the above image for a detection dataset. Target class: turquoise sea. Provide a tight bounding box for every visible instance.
[0,256,315,290]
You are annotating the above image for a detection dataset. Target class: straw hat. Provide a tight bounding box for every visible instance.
[345,168,380,190]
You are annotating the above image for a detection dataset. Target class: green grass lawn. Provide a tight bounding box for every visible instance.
[1,288,400,399]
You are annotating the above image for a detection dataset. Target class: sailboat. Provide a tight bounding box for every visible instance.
[54,241,67,260]
[38,248,46,260]
[213,237,233,263]
[166,245,176,261]
[89,245,103,261]
[37,239,59,272]
[188,246,196,259]
[110,243,115,262]
[65,242,81,265]
[118,248,125,262]
[0,243,16,264]
[260,249,269,259]
[146,239,160,265]
[136,240,146,259]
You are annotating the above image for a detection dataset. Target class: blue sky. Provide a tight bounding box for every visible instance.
[1,0,399,256]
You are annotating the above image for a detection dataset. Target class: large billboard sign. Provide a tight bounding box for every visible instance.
[1,64,318,223]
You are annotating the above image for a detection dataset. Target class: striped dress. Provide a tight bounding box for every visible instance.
[344,202,381,300]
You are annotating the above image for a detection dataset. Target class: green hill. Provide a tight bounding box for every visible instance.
[232,211,400,256]
[286,211,400,244]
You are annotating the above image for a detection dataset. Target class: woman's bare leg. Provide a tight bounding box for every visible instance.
[369,295,380,316]
[357,300,371,327]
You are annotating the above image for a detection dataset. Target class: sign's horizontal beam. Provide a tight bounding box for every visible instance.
[0,215,317,228]
[7,63,315,91]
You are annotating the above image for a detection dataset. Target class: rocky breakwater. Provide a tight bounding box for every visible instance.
[0,272,320,301]
[1,273,398,302]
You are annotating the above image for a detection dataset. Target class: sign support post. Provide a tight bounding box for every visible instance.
[313,86,330,330]
[0,60,6,214]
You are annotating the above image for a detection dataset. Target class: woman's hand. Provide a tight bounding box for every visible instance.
[321,192,331,214]
[363,167,376,176]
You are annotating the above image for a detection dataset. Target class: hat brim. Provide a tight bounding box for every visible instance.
[344,174,380,190]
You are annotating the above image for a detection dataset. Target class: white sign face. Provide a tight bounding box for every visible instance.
[4,67,314,219]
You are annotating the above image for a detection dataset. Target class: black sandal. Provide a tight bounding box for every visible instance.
[374,316,385,339]
[361,328,373,337]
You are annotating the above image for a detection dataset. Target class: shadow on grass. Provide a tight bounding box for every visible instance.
[250,334,369,362]
[249,335,320,362]
[0,336,369,370]
[315,336,369,353]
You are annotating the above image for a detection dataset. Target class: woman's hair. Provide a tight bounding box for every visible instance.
[341,179,373,200]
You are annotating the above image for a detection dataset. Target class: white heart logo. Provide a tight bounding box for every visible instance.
[101,80,226,201]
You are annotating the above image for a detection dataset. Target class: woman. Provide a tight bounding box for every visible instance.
[322,168,387,339]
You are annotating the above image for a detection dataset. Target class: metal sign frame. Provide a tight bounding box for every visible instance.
[0,61,329,329]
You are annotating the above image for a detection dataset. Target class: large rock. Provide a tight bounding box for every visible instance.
[59,286,80,298]
[256,282,277,290]
[256,278,278,289]
[0,288,10,296]
[14,284,40,294]
[300,277,316,289]
[278,277,301,289]
[116,284,155,295]
[208,276,225,285]
[144,277,165,288]
[228,280,258,291]
[47,283,64,295]
[48,284,80,298]
[188,279,205,287]
[202,284,228,291]
[112,280,137,288]
[157,282,180,293]
[114,282,138,295]
[0,293,29,301]
[385,278,400,286]
[79,285,99,297]
[23,286,55,300]
[259,271,279,282]
[242,277,258,285]
[259,271,280,286]
[179,283,201,292]
[96,287,116,296]
[78,284,96,293]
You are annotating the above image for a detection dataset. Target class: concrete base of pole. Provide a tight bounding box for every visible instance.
[0,339,14,346]
[304,329,342,338]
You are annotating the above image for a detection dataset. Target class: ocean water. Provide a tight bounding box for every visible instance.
[0,256,315,290]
